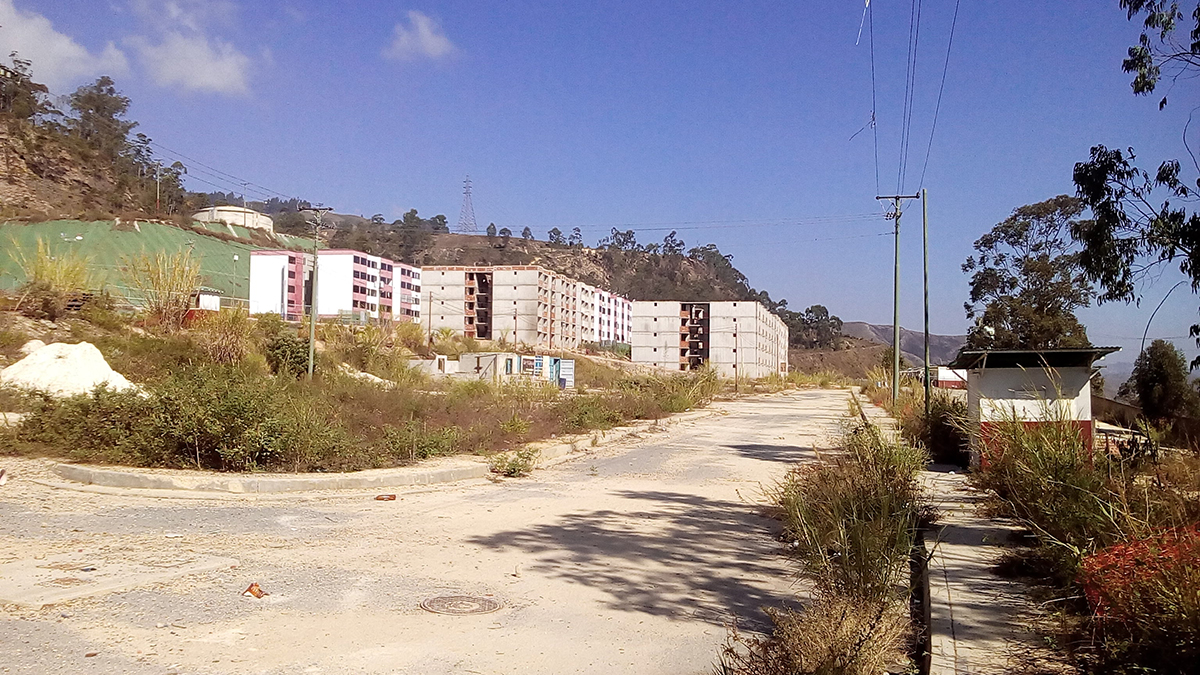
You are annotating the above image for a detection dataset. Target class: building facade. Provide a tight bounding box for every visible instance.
[422,265,598,349]
[249,249,420,323]
[249,250,314,320]
[316,250,420,322]
[593,288,633,344]
[630,300,788,379]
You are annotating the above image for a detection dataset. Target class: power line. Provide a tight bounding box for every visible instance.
[869,0,881,196]
[149,141,298,202]
[896,0,924,194]
[579,213,885,233]
[917,0,962,189]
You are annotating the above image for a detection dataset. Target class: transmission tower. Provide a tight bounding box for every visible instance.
[456,175,478,233]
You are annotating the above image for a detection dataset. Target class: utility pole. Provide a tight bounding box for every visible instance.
[922,188,931,421]
[300,205,332,380]
[876,192,921,407]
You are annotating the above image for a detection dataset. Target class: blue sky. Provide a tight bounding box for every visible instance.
[2,0,1197,364]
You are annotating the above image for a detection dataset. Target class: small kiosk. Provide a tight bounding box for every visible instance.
[949,347,1119,467]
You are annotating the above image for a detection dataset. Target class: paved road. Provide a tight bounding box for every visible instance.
[0,389,852,675]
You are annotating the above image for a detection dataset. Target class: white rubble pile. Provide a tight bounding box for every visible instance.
[337,363,391,386]
[0,341,137,397]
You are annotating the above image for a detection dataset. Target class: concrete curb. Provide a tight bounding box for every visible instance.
[50,408,720,495]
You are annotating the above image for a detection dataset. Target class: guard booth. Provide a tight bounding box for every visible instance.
[949,347,1119,467]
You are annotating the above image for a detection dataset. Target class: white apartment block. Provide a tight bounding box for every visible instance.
[423,266,598,349]
[593,288,633,344]
[249,250,314,321]
[315,250,421,322]
[631,300,788,379]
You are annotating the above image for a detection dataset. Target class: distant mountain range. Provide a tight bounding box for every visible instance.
[840,322,967,366]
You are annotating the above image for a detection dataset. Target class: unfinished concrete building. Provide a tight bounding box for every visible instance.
[630,300,788,379]
[422,266,597,349]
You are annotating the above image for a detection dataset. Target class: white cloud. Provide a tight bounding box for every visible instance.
[132,31,249,94]
[129,0,236,32]
[383,10,455,61]
[0,0,129,92]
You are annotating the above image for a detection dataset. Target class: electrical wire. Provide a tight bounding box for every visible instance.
[149,140,299,202]
[869,0,881,197]
[896,0,924,193]
[917,0,962,189]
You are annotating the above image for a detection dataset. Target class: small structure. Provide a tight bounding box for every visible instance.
[193,206,274,233]
[949,347,1119,466]
[934,366,967,389]
[183,287,223,326]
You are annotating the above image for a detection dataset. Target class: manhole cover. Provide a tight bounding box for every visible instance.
[420,595,502,615]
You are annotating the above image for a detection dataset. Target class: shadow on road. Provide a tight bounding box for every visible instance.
[468,490,798,630]
[721,443,815,464]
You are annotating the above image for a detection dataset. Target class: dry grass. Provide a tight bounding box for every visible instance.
[194,307,254,364]
[119,249,201,332]
[717,595,910,675]
[8,236,101,318]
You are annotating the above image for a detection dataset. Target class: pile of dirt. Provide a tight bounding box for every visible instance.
[0,341,136,397]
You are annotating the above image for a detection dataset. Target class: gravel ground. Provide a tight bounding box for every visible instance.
[0,389,853,675]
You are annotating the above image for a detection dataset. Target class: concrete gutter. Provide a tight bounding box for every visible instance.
[50,408,718,495]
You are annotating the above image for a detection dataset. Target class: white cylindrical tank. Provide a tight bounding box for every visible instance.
[192,206,274,233]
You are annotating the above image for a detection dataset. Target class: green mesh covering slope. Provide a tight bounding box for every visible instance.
[0,220,315,301]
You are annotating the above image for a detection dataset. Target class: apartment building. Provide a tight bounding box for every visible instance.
[316,250,420,322]
[248,249,420,323]
[422,265,597,349]
[630,300,788,379]
[593,288,633,344]
[249,250,313,320]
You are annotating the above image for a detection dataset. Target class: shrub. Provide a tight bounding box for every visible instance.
[154,367,291,471]
[1079,526,1200,670]
[253,313,288,342]
[17,386,162,465]
[194,308,253,364]
[383,421,463,461]
[972,410,1139,549]
[895,390,969,466]
[393,320,426,353]
[556,394,624,431]
[500,413,531,435]
[78,292,127,331]
[489,447,540,477]
[265,334,310,376]
[974,404,1200,672]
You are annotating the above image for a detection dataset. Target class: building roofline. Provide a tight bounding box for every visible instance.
[949,347,1121,370]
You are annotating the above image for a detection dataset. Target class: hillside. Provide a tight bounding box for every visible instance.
[0,121,122,219]
[789,337,889,378]
[840,321,966,366]
[329,224,759,302]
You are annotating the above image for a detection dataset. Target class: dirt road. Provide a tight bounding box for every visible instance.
[0,389,852,675]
